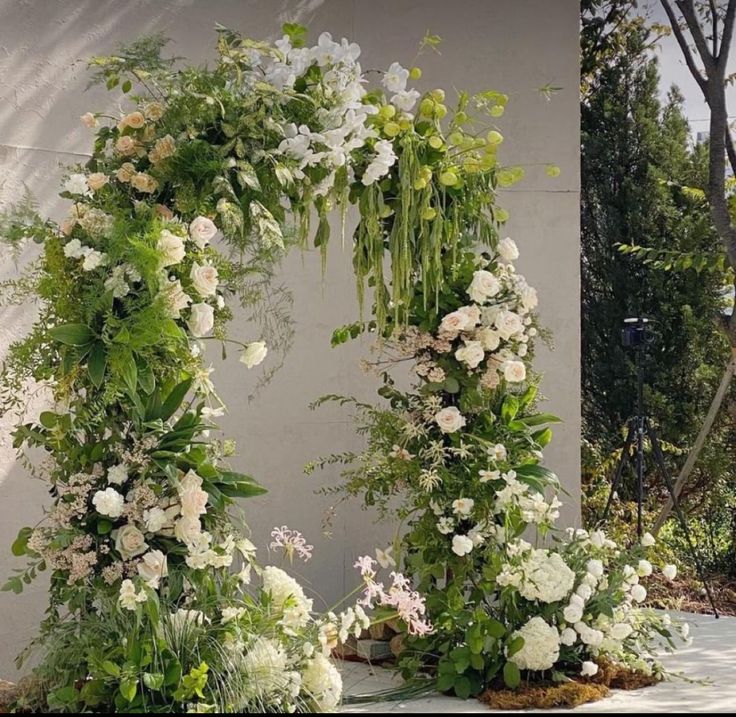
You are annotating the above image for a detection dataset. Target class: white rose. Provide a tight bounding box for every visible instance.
[160,279,191,319]
[452,498,475,516]
[434,406,466,434]
[240,341,268,368]
[439,309,473,337]
[157,230,186,267]
[64,173,90,196]
[175,516,202,545]
[476,327,500,351]
[662,564,677,580]
[107,464,128,486]
[458,305,481,325]
[503,360,527,383]
[495,310,523,340]
[137,550,168,589]
[641,532,656,547]
[610,623,633,640]
[451,534,474,557]
[92,487,124,518]
[498,236,519,261]
[637,559,653,577]
[630,584,647,603]
[189,216,218,248]
[187,303,215,337]
[190,262,219,297]
[586,559,604,578]
[115,524,148,560]
[467,270,501,303]
[576,583,593,601]
[178,470,209,519]
[580,661,598,677]
[455,340,485,369]
[563,603,583,623]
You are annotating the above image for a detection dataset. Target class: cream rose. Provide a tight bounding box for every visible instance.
[115,524,149,560]
[137,549,168,589]
[187,303,215,337]
[189,216,218,249]
[240,341,268,368]
[495,310,523,340]
[190,262,218,297]
[130,172,158,193]
[144,102,165,121]
[467,270,500,303]
[120,111,145,130]
[157,230,186,267]
[174,516,202,545]
[498,236,519,261]
[116,162,136,183]
[504,360,527,383]
[434,406,466,434]
[80,112,98,128]
[115,135,137,156]
[178,470,209,519]
[149,134,176,165]
[87,173,109,191]
[439,309,474,337]
[455,340,485,369]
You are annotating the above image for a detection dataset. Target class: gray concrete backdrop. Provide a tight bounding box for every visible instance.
[0,0,580,677]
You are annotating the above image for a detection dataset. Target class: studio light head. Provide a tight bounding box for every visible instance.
[621,316,652,348]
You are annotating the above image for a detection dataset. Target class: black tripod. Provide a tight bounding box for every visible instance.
[598,318,719,618]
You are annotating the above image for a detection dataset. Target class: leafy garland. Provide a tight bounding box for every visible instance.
[0,22,685,713]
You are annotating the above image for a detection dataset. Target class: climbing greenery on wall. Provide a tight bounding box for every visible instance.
[1,23,685,713]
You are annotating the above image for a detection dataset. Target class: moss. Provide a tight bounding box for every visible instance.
[479,681,610,710]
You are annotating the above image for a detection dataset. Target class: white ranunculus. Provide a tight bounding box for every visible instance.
[510,617,560,671]
[452,498,475,517]
[451,534,474,557]
[107,463,128,486]
[641,532,656,547]
[495,310,523,340]
[92,487,125,518]
[137,549,168,589]
[64,173,90,196]
[240,341,268,368]
[190,262,218,297]
[382,61,409,93]
[662,564,677,580]
[498,236,519,261]
[610,622,633,640]
[581,661,599,677]
[637,559,653,577]
[467,270,501,303]
[586,558,604,578]
[576,583,593,601]
[189,216,218,249]
[434,406,466,434]
[455,340,485,369]
[82,249,106,272]
[157,230,186,267]
[630,584,647,603]
[187,303,215,337]
[119,579,146,610]
[160,278,191,319]
[504,360,527,383]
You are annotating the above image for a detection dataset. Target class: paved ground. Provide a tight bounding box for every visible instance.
[341,612,733,713]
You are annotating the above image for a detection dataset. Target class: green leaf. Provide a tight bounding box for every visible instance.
[49,323,95,346]
[454,675,472,699]
[506,636,525,658]
[159,378,193,421]
[282,22,308,47]
[121,79,132,93]
[501,395,520,423]
[235,160,261,192]
[121,352,138,395]
[88,342,107,388]
[503,661,521,689]
[142,672,164,690]
[443,377,460,394]
[39,411,58,429]
[101,660,121,678]
[486,619,506,639]
[119,678,138,703]
[11,527,32,557]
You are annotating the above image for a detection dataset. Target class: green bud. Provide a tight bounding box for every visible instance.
[383,121,401,138]
[486,130,503,145]
[421,206,437,221]
[409,66,422,80]
[439,170,458,186]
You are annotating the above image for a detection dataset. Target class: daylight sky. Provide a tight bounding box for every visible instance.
[646,1,736,136]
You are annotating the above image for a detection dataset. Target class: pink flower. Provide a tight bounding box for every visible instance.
[270,525,314,562]
[354,555,377,579]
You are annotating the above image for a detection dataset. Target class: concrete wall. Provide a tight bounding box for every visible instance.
[0,0,580,677]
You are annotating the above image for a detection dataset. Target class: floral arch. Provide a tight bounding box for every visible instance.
[1,24,684,713]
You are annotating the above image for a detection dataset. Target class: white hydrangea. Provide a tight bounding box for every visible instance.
[242,637,291,702]
[517,549,575,604]
[262,566,313,633]
[510,617,560,671]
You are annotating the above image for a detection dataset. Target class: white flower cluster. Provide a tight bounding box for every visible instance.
[497,544,575,604]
